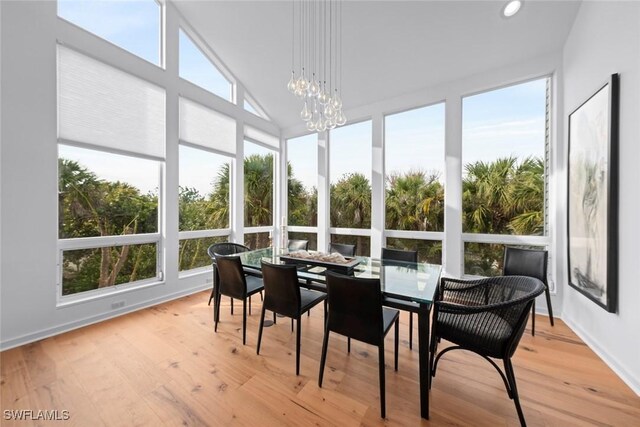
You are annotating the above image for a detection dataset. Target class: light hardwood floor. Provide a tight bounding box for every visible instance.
[2,291,639,426]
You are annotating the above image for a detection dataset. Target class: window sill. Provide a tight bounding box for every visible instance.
[56,278,164,309]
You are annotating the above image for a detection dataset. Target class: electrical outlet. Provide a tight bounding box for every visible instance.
[111,300,125,310]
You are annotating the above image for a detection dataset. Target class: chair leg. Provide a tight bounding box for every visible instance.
[318,329,330,387]
[347,337,351,353]
[273,311,277,324]
[249,296,252,316]
[409,313,413,350]
[231,298,234,315]
[257,306,266,355]
[260,290,263,301]
[394,319,399,371]
[378,343,386,419]
[208,286,215,306]
[324,300,327,323]
[291,318,294,332]
[504,358,527,427]
[545,286,554,326]
[531,300,536,336]
[307,309,311,317]
[242,299,247,345]
[296,317,301,376]
[214,292,221,332]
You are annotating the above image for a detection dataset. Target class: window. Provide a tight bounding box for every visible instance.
[462,78,551,278]
[59,145,159,239]
[179,236,227,272]
[244,138,276,249]
[179,29,232,101]
[329,121,372,256]
[178,98,234,272]
[178,146,231,272]
[244,98,267,120]
[179,145,230,232]
[57,46,164,298]
[58,0,161,65]
[330,121,372,229]
[385,104,445,232]
[287,134,317,226]
[58,145,161,296]
[462,78,548,236]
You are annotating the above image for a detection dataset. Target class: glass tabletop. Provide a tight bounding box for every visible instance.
[237,247,441,305]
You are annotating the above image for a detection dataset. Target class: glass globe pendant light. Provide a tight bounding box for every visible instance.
[300,100,312,121]
[288,0,346,132]
[287,71,296,93]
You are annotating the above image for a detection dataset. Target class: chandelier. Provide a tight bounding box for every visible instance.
[287,0,346,132]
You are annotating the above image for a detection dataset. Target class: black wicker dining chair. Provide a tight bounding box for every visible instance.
[381,247,419,350]
[287,239,309,251]
[214,254,264,345]
[319,271,399,418]
[257,261,326,375]
[328,242,356,257]
[430,275,544,427]
[503,246,554,336]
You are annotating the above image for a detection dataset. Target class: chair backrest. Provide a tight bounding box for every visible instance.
[214,255,248,299]
[208,242,251,259]
[381,247,418,264]
[437,275,544,358]
[325,271,383,346]
[503,246,548,286]
[287,239,309,251]
[261,261,301,317]
[329,242,356,257]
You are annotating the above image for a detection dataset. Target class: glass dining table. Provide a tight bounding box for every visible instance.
[212,247,441,420]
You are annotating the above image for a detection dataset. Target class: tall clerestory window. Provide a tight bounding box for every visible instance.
[329,120,372,256]
[384,103,445,264]
[462,78,551,277]
[178,97,236,272]
[57,46,165,297]
[58,0,162,66]
[287,134,318,250]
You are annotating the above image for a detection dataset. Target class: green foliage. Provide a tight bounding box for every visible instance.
[385,170,444,232]
[59,150,545,295]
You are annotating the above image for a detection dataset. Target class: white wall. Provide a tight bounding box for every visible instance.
[561,1,640,394]
[0,1,278,350]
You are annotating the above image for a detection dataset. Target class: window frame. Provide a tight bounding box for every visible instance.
[460,75,553,288]
[243,136,279,241]
[286,134,319,246]
[57,0,165,68]
[177,143,233,275]
[56,143,164,305]
[178,25,235,103]
[382,101,447,263]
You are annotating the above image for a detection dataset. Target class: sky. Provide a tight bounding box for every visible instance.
[57,1,547,197]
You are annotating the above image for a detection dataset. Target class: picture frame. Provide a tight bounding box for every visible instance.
[567,73,619,313]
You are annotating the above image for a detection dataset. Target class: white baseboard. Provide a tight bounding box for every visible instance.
[0,283,210,351]
[563,316,640,396]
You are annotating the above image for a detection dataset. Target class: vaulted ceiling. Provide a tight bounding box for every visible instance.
[175,0,581,130]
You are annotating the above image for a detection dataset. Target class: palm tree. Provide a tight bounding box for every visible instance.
[385,170,444,232]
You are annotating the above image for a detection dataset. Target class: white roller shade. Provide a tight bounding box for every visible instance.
[179,97,236,155]
[245,126,280,149]
[58,45,166,158]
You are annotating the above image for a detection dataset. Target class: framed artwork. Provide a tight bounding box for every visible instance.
[567,73,619,313]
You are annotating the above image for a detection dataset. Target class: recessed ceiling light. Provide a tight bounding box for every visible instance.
[502,0,523,18]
